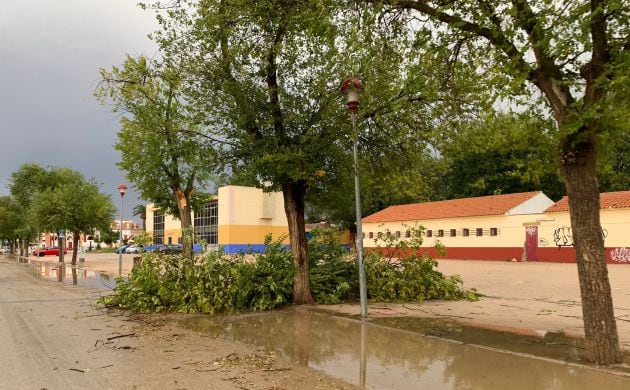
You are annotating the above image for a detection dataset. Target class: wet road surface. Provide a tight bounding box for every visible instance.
[182,311,630,390]
[0,258,363,389]
[5,256,630,389]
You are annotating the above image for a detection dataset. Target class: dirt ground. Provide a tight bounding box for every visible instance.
[320,259,630,351]
[23,252,630,351]
[1,257,359,390]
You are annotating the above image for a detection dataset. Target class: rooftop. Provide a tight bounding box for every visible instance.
[363,192,543,223]
[546,190,630,212]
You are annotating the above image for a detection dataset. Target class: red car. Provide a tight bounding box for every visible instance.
[33,247,67,257]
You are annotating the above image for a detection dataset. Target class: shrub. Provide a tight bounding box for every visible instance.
[365,223,478,302]
[99,235,294,313]
[100,227,477,314]
[308,227,358,304]
[365,253,478,302]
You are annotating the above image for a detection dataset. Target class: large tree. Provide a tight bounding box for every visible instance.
[367,0,629,364]
[147,0,448,303]
[97,55,220,256]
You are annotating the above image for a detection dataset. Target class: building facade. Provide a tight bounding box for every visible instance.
[362,191,630,264]
[146,186,290,253]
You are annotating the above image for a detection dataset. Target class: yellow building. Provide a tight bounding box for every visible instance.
[362,190,630,264]
[539,191,630,263]
[146,185,290,253]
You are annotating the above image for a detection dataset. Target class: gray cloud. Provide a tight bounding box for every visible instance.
[0,0,159,221]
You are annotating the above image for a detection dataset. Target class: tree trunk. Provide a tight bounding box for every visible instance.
[71,231,79,265]
[58,236,64,264]
[173,187,194,257]
[560,134,622,365]
[282,180,314,304]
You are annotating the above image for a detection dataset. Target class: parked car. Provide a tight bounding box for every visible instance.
[124,244,144,254]
[144,244,161,253]
[157,244,183,254]
[115,244,131,254]
[0,246,9,254]
[33,247,67,257]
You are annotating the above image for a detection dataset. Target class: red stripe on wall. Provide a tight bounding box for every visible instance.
[365,246,630,264]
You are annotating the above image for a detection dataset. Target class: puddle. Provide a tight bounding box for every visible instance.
[181,311,630,390]
[28,259,118,290]
[369,316,589,362]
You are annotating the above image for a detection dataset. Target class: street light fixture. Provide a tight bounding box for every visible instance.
[117,183,128,276]
[340,78,368,318]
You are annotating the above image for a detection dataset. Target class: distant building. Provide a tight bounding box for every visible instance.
[146,186,290,253]
[111,220,143,243]
[362,190,630,264]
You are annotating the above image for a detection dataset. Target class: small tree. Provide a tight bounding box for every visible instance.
[30,171,116,265]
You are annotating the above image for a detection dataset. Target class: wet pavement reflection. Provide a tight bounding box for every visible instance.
[181,311,630,390]
[27,259,117,290]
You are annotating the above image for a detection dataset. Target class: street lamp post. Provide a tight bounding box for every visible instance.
[117,183,128,276]
[340,78,368,318]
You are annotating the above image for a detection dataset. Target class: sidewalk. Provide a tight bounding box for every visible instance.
[323,260,630,351]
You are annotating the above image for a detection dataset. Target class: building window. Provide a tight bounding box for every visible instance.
[437,229,444,237]
[369,232,373,239]
[426,230,433,238]
[405,230,411,238]
[476,228,483,237]
[450,229,457,237]
[490,228,498,236]
[194,200,218,245]
[395,231,401,238]
[386,231,392,237]
[153,211,165,245]
[362,233,365,239]
[463,228,469,237]
[378,232,383,238]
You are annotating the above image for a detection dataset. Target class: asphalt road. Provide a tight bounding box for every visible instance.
[0,257,363,390]
[0,258,131,389]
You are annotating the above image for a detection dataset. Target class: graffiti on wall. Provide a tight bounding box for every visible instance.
[610,247,630,263]
[552,226,608,247]
[553,227,573,247]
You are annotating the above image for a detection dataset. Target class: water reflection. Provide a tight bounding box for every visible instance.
[181,311,630,390]
[30,260,116,290]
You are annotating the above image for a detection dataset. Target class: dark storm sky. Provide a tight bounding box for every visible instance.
[0,0,158,221]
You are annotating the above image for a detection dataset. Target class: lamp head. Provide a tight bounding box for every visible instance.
[117,183,128,197]
[340,78,364,113]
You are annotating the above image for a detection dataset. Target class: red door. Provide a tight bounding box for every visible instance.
[525,226,539,261]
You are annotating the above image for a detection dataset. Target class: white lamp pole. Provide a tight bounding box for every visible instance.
[340,78,368,318]
[117,183,128,276]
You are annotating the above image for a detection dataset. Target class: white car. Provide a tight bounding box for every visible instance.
[124,244,143,254]
[0,247,9,254]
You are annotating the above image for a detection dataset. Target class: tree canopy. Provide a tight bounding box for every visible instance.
[364,0,629,364]
[97,54,220,255]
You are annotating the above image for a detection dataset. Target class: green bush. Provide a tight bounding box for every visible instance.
[100,227,478,314]
[365,253,478,302]
[308,227,358,304]
[99,235,294,314]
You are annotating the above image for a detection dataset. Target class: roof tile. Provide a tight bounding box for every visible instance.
[545,190,630,212]
[363,192,541,223]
